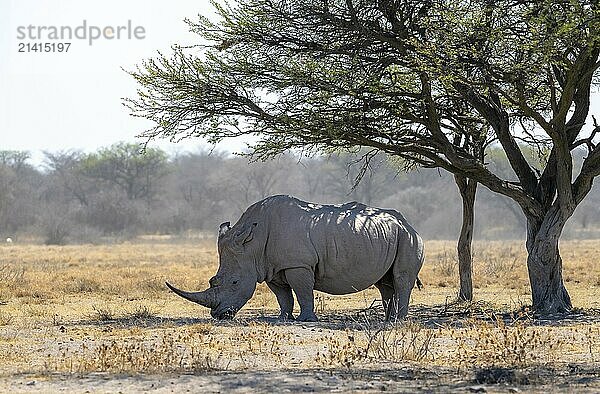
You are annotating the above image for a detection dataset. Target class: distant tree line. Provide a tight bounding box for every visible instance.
[0,143,598,244]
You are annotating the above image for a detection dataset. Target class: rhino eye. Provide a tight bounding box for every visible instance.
[232,280,238,285]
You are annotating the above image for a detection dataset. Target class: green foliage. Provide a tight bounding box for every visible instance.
[126,1,600,212]
[125,0,598,183]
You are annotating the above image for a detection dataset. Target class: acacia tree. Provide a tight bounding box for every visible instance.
[453,128,486,302]
[44,151,95,207]
[0,151,42,235]
[82,142,169,202]
[427,1,600,313]
[126,0,600,313]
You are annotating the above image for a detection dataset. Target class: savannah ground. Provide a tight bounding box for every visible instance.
[0,239,599,393]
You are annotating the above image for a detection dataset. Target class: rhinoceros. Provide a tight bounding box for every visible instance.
[166,195,424,321]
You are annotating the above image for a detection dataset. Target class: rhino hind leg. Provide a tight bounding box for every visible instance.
[388,237,424,321]
[267,282,295,320]
[375,269,395,320]
[284,267,318,322]
[389,275,414,321]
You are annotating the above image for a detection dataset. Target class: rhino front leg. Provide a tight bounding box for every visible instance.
[284,267,318,322]
[267,282,294,320]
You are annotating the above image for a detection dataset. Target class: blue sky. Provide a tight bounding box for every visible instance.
[0,0,247,163]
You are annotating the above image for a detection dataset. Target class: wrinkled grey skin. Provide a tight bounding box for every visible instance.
[166,195,424,321]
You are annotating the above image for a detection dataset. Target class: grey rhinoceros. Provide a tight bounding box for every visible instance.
[166,195,424,321]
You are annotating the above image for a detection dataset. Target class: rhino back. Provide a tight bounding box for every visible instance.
[259,196,412,295]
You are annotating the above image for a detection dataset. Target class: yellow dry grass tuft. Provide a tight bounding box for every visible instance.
[46,330,223,374]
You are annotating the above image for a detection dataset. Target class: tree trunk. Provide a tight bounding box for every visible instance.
[454,175,477,302]
[525,207,572,314]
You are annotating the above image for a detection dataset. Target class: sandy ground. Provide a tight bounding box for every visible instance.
[2,353,600,393]
[1,308,599,393]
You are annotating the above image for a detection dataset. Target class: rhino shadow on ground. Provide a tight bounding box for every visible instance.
[71,301,600,330]
[246,301,600,330]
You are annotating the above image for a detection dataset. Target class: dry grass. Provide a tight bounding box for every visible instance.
[45,330,222,374]
[0,311,13,326]
[0,239,599,390]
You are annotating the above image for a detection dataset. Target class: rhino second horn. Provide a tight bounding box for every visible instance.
[165,282,218,309]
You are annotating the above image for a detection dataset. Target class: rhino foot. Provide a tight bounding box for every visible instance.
[297,313,318,322]
[278,312,295,321]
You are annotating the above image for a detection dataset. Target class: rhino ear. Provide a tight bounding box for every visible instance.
[236,222,257,245]
[218,222,231,237]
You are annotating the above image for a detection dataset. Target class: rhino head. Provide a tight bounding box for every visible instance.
[166,221,260,319]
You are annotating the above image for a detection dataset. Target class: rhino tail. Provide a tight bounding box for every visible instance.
[416,276,423,291]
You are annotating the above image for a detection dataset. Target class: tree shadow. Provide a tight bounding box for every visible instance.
[409,301,600,328]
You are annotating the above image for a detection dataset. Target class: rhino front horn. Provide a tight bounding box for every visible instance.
[165,282,218,309]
